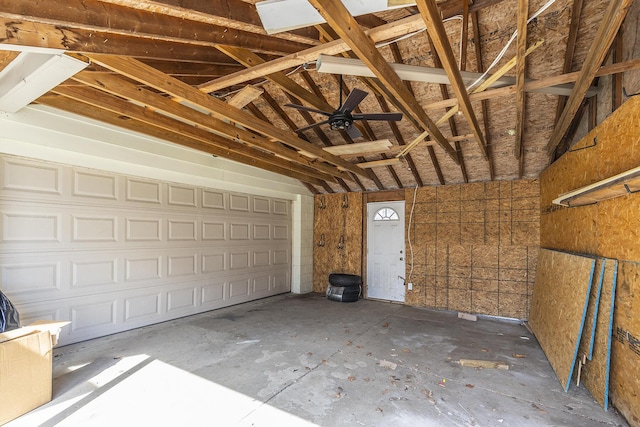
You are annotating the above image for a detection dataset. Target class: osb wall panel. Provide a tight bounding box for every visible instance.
[540,97,640,423]
[405,179,539,319]
[610,261,640,425]
[581,259,618,410]
[529,249,595,392]
[312,193,363,292]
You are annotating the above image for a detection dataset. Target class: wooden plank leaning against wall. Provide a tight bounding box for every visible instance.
[540,96,640,425]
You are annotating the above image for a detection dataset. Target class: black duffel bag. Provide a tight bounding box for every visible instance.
[0,290,20,333]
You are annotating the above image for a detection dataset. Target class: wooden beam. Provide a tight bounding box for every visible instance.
[227,86,263,109]
[215,46,335,113]
[470,4,494,180]
[460,0,469,72]
[324,140,392,156]
[0,18,234,63]
[514,0,529,169]
[198,13,428,93]
[357,159,402,169]
[427,34,468,183]
[0,50,19,73]
[41,91,327,185]
[416,0,488,160]
[306,0,459,165]
[0,0,308,56]
[70,70,347,181]
[423,58,640,111]
[612,30,624,111]
[83,54,370,178]
[554,0,584,125]
[546,0,633,154]
[95,0,320,47]
[377,95,426,186]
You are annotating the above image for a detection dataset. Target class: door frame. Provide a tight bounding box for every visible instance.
[362,190,406,301]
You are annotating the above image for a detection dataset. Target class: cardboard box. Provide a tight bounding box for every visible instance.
[0,321,69,425]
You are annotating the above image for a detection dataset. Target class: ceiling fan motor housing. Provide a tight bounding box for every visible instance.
[329,111,353,131]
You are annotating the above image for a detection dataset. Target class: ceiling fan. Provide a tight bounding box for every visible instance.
[284,84,402,139]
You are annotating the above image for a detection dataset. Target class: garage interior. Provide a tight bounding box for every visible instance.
[0,0,639,426]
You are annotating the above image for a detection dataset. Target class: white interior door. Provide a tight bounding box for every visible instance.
[366,201,405,302]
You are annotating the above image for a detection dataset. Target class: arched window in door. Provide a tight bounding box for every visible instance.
[374,207,399,221]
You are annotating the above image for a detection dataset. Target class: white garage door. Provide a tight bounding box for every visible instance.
[0,155,291,345]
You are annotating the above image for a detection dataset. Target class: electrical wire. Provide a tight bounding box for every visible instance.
[466,0,558,91]
[407,184,419,285]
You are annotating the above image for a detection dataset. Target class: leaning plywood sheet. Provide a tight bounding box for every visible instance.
[581,259,606,361]
[609,261,640,422]
[528,249,595,392]
[581,259,618,410]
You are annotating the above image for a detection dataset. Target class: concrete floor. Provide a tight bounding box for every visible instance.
[8,293,629,427]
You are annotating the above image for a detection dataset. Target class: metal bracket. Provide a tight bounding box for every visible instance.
[569,137,597,152]
[317,233,325,247]
[624,184,640,194]
[337,235,345,250]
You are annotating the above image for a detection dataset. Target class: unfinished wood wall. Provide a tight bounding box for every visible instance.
[540,96,640,425]
[312,192,363,292]
[404,179,540,319]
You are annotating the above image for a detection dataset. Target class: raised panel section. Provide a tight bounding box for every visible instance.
[167,287,196,312]
[273,271,290,291]
[1,262,59,293]
[273,225,289,240]
[202,253,225,273]
[253,275,270,293]
[168,255,197,277]
[202,222,225,240]
[2,213,59,242]
[229,223,249,240]
[2,160,60,194]
[126,257,161,281]
[203,189,225,209]
[71,300,117,332]
[273,199,288,215]
[126,178,161,204]
[253,224,270,240]
[73,216,117,242]
[229,278,249,298]
[72,259,116,288]
[229,252,250,270]
[273,250,289,266]
[125,293,161,322]
[253,251,271,267]
[202,282,225,304]
[126,218,161,241]
[168,220,196,241]
[253,197,270,213]
[169,185,196,207]
[73,171,117,199]
[229,193,250,212]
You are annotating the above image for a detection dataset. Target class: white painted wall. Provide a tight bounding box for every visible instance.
[0,105,314,296]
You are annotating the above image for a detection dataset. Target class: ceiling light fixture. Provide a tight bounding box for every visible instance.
[315,55,596,98]
[0,51,89,113]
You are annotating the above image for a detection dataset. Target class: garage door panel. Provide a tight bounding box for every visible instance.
[0,154,292,345]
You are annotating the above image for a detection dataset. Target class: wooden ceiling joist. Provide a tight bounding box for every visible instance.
[0,0,309,56]
[416,0,488,161]
[215,46,336,114]
[306,0,459,165]
[95,0,321,47]
[82,54,369,179]
[198,13,429,94]
[546,0,633,154]
[515,0,529,178]
[41,91,327,185]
